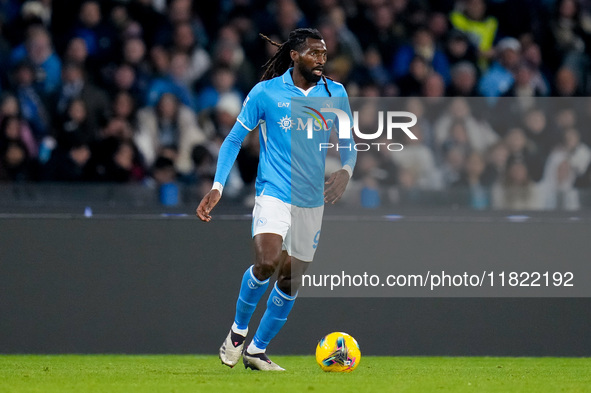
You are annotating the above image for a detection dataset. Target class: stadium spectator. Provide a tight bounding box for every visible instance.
[54,97,93,148]
[504,127,545,182]
[492,159,542,210]
[443,29,478,69]
[439,119,472,160]
[196,65,241,112]
[68,1,117,65]
[171,21,211,86]
[453,151,489,187]
[446,61,478,96]
[522,43,550,96]
[153,0,207,48]
[503,63,546,99]
[396,55,430,96]
[391,27,450,84]
[135,92,206,175]
[111,91,137,126]
[41,137,92,182]
[548,0,591,90]
[427,11,451,44]
[118,37,152,97]
[353,3,405,69]
[211,92,242,139]
[86,137,143,183]
[0,138,35,181]
[10,25,61,95]
[541,128,591,210]
[146,51,197,109]
[522,107,556,158]
[422,72,446,97]
[449,0,499,68]
[63,37,90,74]
[55,62,110,139]
[210,27,256,94]
[150,155,177,186]
[0,114,36,158]
[327,6,364,66]
[3,0,50,46]
[11,61,51,140]
[478,37,521,100]
[268,0,309,41]
[434,97,498,154]
[440,144,467,187]
[126,0,167,47]
[452,151,490,209]
[350,46,391,88]
[189,145,215,188]
[390,125,442,190]
[551,66,582,96]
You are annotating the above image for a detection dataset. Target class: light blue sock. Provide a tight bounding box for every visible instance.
[234,265,269,330]
[251,283,296,350]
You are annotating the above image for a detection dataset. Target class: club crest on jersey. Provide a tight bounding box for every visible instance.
[277,115,292,132]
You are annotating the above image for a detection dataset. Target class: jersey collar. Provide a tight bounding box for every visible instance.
[281,68,326,86]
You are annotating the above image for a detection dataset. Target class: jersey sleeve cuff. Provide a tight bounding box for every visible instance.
[342,165,353,178]
[212,182,224,196]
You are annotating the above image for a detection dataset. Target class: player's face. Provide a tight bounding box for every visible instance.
[294,38,327,83]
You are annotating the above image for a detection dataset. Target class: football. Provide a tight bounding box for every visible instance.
[315,332,361,372]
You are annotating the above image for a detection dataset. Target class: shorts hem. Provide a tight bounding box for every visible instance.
[288,251,314,263]
[252,230,286,239]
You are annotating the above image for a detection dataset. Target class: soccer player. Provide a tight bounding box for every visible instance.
[196,28,356,371]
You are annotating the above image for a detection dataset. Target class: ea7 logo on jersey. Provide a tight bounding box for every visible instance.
[278,102,290,107]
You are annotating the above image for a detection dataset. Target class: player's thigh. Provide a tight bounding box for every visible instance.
[252,195,291,264]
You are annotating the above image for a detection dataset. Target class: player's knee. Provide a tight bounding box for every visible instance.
[253,255,281,280]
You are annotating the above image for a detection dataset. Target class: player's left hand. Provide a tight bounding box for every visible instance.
[324,169,350,204]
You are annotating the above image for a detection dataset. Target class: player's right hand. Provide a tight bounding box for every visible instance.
[196,189,221,222]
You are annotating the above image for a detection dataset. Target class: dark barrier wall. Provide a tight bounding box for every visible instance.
[1,216,590,356]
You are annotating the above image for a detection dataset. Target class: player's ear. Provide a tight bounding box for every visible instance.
[290,49,299,63]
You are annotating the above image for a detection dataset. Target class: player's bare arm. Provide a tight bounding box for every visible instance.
[196,189,221,222]
[324,169,350,204]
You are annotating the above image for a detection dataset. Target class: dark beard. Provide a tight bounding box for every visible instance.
[299,66,322,83]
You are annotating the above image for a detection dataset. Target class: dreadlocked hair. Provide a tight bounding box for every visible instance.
[259,28,332,96]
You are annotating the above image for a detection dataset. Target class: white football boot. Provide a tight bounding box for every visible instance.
[219,330,246,368]
[243,351,285,371]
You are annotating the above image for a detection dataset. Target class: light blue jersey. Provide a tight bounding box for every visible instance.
[214,68,356,207]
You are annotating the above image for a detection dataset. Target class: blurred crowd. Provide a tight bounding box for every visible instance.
[1,0,591,209]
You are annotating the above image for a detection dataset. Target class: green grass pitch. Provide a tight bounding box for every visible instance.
[1,355,590,393]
